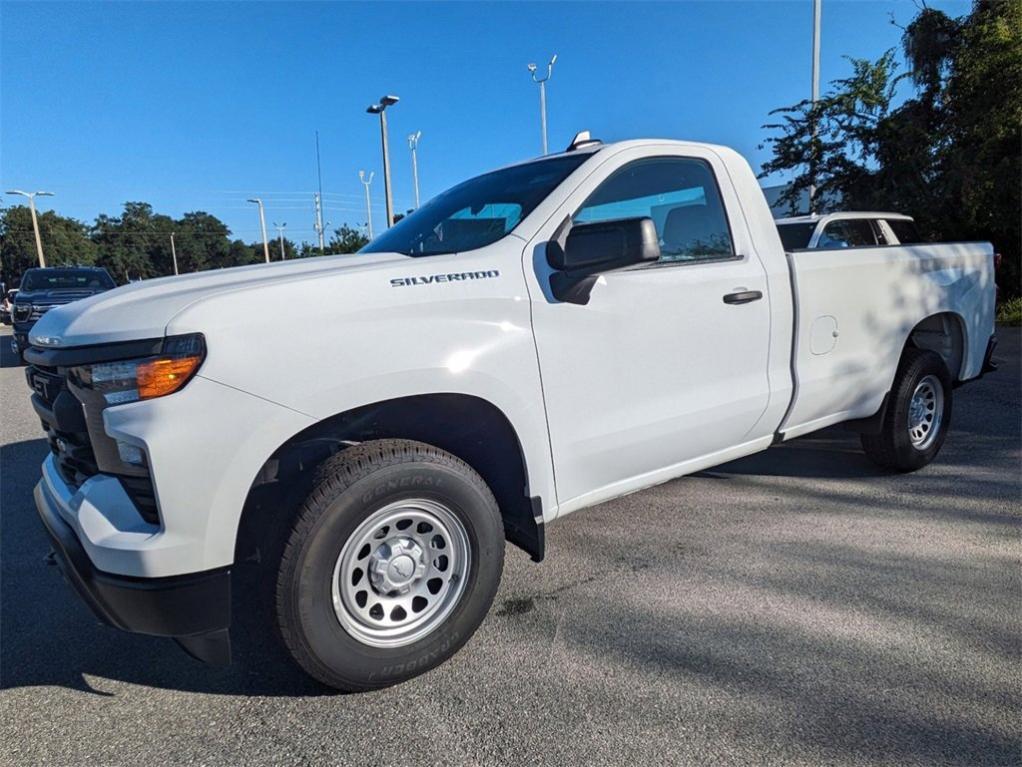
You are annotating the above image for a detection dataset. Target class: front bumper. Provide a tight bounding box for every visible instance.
[35,475,232,664]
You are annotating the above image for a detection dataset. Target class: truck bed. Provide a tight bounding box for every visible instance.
[780,241,996,440]
[776,243,993,441]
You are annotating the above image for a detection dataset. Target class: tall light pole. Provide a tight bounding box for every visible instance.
[246,197,270,263]
[170,231,179,275]
[359,171,375,239]
[528,54,557,155]
[809,0,821,213]
[408,131,422,208]
[6,189,53,267]
[313,193,326,253]
[314,131,327,253]
[274,222,287,260]
[367,94,399,228]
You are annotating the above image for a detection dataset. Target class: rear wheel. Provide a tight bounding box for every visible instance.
[861,348,952,472]
[275,439,504,691]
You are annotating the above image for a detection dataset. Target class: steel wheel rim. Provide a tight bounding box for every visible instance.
[907,374,943,450]
[332,498,471,648]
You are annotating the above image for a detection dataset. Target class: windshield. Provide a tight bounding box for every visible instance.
[776,222,816,250]
[20,268,115,292]
[362,153,592,256]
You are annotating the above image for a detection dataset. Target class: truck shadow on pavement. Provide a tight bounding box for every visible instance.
[697,427,879,480]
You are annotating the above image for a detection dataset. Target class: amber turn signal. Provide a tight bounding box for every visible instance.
[136,356,203,399]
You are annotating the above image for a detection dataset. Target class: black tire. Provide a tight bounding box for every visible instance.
[275,439,504,691]
[861,347,953,472]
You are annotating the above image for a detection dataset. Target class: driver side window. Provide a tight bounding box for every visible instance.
[575,157,734,263]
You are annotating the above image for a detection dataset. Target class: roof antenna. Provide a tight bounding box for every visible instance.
[566,130,602,152]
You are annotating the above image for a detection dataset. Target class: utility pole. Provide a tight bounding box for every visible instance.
[359,171,375,239]
[367,95,399,228]
[315,132,327,253]
[408,131,422,208]
[170,232,179,275]
[6,189,54,267]
[274,222,287,260]
[313,193,326,253]
[809,0,821,213]
[247,197,270,263]
[528,54,557,155]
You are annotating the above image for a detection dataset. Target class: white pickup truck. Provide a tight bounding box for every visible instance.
[26,135,997,691]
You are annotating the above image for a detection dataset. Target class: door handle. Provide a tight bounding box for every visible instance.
[723,290,763,305]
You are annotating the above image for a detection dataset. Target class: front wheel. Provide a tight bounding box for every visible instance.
[861,348,953,472]
[275,439,504,691]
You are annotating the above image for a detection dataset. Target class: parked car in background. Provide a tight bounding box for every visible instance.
[1,288,18,325]
[11,267,116,360]
[776,212,924,251]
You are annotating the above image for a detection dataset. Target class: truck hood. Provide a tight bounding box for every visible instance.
[29,252,409,348]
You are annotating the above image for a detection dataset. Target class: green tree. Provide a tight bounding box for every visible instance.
[0,205,98,286]
[328,224,369,254]
[2,200,378,285]
[760,0,1020,296]
[92,202,162,281]
[174,211,230,273]
[941,0,1021,293]
[759,50,904,215]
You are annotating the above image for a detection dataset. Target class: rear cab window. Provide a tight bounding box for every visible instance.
[776,223,816,250]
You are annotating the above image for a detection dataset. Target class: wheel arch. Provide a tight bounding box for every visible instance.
[236,393,544,566]
[844,311,966,436]
[905,311,968,382]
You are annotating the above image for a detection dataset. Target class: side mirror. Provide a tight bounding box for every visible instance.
[547,217,661,304]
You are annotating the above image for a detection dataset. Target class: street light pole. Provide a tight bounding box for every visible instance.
[408,131,422,208]
[809,0,821,213]
[170,231,179,275]
[367,95,399,228]
[313,193,326,254]
[6,189,54,267]
[359,170,375,239]
[315,131,327,253]
[274,222,287,260]
[528,54,557,155]
[247,197,271,263]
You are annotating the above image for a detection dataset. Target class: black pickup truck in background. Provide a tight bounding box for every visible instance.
[10,267,116,361]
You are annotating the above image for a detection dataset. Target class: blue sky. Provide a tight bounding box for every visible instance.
[2,0,971,244]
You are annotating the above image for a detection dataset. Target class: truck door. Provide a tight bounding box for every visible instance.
[526,148,773,512]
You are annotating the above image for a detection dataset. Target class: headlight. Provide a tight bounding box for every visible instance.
[72,334,206,405]
[13,304,31,322]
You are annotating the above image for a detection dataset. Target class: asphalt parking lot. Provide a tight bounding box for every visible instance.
[1,324,1018,767]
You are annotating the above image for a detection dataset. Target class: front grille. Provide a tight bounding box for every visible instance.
[27,357,160,525]
[15,303,64,324]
